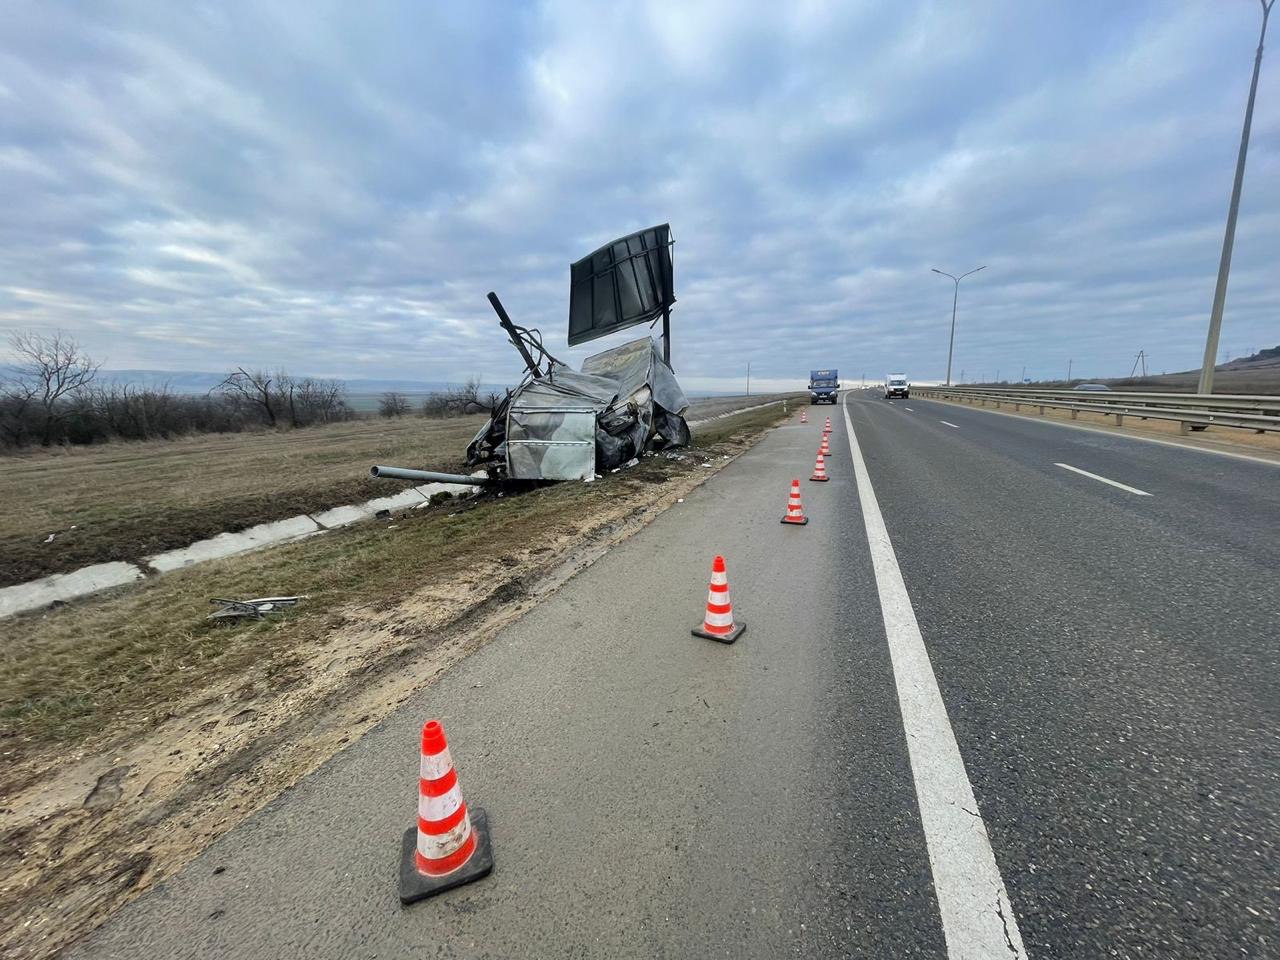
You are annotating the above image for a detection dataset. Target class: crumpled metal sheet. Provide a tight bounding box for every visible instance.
[467,336,689,481]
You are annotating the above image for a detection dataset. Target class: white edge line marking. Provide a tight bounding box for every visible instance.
[842,396,1027,959]
[904,407,914,412]
[1054,462,1152,496]
[939,420,960,429]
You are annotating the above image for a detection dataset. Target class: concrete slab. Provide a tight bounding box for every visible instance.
[6,483,471,619]
[362,490,428,515]
[310,504,373,529]
[0,562,145,619]
[145,516,322,573]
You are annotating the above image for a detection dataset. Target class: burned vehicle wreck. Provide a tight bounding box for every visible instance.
[372,224,691,486]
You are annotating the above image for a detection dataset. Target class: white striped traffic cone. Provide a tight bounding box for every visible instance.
[780,479,808,525]
[824,417,832,431]
[399,720,494,904]
[800,410,808,423]
[691,554,745,644]
[810,450,830,482]
[820,435,830,456]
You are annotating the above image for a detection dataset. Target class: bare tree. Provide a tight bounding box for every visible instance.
[378,391,411,418]
[420,377,487,418]
[216,368,279,427]
[295,377,349,424]
[2,331,101,446]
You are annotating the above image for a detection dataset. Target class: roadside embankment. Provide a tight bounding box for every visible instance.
[0,400,794,960]
[922,393,1280,463]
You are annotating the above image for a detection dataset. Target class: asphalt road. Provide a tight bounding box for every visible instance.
[72,393,1278,959]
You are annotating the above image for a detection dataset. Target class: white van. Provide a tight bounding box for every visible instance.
[884,375,909,399]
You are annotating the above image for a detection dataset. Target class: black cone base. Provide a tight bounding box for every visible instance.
[399,807,494,905]
[692,620,745,644]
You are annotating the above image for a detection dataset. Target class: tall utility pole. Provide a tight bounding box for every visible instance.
[746,360,751,397]
[932,265,986,386]
[1068,358,1073,381]
[1199,0,1275,394]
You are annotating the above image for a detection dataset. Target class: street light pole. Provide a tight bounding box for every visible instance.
[932,265,986,386]
[1199,0,1274,395]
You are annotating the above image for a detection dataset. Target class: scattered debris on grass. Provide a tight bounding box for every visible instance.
[207,596,307,622]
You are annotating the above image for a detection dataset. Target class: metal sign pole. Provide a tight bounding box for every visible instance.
[662,304,672,368]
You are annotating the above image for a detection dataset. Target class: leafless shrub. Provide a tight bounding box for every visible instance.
[378,391,411,418]
[0,347,353,451]
[420,377,491,418]
[216,368,351,429]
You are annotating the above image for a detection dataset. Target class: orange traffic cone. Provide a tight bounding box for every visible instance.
[799,410,808,423]
[824,417,832,431]
[692,555,745,644]
[399,720,494,904]
[820,435,830,456]
[780,479,808,525]
[810,451,830,481]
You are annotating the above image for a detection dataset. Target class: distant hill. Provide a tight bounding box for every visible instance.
[966,345,1280,394]
[1121,344,1280,394]
[1212,345,1280,372]
[8,366,763,403]
[90,369,743,398]
[95,369,487,395]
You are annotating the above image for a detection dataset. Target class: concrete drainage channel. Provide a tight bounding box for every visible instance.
[0,481,477,620]
[0,399,789,621]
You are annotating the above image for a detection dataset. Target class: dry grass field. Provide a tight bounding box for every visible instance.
[0,415,487,586]
[0,395,794,587]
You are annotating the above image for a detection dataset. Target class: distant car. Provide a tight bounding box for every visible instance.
[1072,383,1111,392]
[884,375,909,399]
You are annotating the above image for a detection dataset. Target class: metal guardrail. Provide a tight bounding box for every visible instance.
[914,386,1280,434]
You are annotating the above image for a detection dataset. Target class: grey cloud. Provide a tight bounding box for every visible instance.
[0,0,1276,389]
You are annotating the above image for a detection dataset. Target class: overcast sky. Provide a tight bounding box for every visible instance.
[1,1,1276,391]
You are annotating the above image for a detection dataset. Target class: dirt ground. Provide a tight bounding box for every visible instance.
[0,403,791,960]
[0,415,488,586]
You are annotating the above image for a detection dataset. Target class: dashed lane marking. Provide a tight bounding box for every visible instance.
[1054,462,1152,496]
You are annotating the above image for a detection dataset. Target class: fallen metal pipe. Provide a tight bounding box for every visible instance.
[369,465,490,485]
